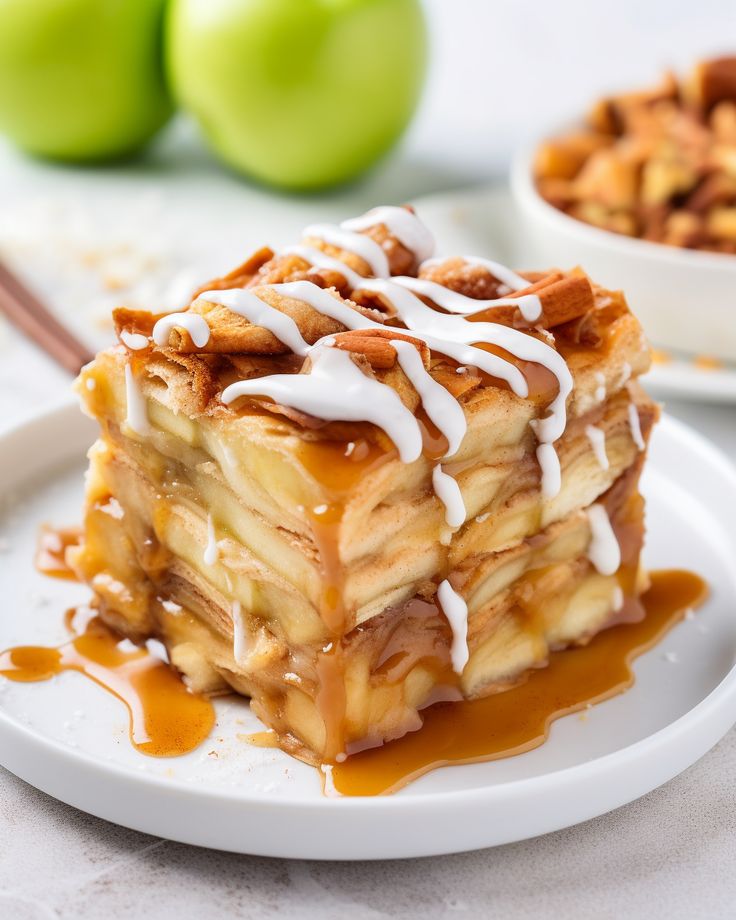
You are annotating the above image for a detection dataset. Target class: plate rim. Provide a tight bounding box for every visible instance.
[1,401,735,857]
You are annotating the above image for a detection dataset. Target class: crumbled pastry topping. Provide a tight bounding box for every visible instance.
[535,56,736,253]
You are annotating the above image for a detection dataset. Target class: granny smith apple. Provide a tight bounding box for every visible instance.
[167,0,427,190]
[0,0,172,161]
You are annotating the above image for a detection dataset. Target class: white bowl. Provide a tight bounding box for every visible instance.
[510,143,736,362]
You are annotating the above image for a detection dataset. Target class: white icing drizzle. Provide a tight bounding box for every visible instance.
[280,245,364,289]
[161,599,183,615]
[355,278,530,398]
[120,330,149,350]
[437,579,469,674]
[275,245,569,438]
[124,363,150,436]
[231,600,247,665]
[302,223,390,277]
[256,248,551,421]
[628,402,645,451]
[204,513,219,566]
[536,442,561,499]
[221,345,423,463]
[320,763,340,798]
[392,275,542,323]
[353,279,572,443]
[586,503,621,576]
[432,465,467,528]
[612,585,624,612]
[391,339,466,457]
[271,281,373,332]
[420,255,531,294]
[585,424,610,471]
[341,206,435,263]
[213,210,577,522]
[199,287,310,356]
[152,312,211,348]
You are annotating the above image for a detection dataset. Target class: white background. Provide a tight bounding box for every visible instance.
[414,0,736,180]
[0,1,734,917]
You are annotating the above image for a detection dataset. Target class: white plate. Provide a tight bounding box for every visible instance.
[0,403,735,860]
[411,184,736,404]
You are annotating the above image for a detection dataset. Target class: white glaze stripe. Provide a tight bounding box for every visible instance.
[221,345,423,463]
[585,424,610,471]
[152,312,210,348]
[536,443,561,499]
[275,247,555,414]
[355,278,530,398]
[303,223,390,278]
[120,330,149,350]
[612,585,625,612]
[213,273,529,419]
[392,276,542,323]
[199,288,310,356]
[271,281,374,332]
[391,339,466,457]
[357,278,571,441]
[204,514,219,566]
[437,580,469,674]
[215,273,569,462]
[586,504,621,576]
[432,465,467,528]
[215,206,576,485]
[628,403,645,451]
[341,206,435,263]
[124,363,150,436]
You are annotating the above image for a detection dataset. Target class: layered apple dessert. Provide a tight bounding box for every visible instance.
[71,205,657,764]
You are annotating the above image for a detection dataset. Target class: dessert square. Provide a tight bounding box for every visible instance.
[72,205,657,764]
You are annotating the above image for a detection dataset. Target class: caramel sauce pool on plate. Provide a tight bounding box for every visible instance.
[328,570,707,795]
[5,532,214,757]
[0,609,215,757]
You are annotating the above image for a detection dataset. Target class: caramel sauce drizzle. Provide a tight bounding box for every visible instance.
[297,437,390,759]
[470,342,561,407]
[417,409,450,460]
[240,730,279,748]
[327,570,707,796]
[0,608,215,757]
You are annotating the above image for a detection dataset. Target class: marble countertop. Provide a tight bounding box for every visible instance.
[1,2,736,913]
[2,727,735,920]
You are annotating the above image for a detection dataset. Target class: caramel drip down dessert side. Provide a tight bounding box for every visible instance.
[63,204,668,769]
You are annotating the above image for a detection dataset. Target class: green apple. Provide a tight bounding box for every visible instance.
[0,0,173,161]
[167,0,427,190]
